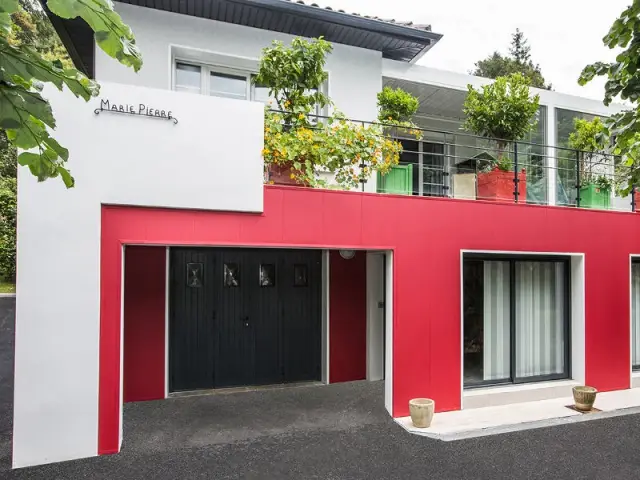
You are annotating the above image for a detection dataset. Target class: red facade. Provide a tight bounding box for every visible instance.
[101,185,639,454]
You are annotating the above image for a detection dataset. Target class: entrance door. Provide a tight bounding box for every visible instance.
[169,248,321,392]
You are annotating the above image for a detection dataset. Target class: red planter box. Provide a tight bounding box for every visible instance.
[268,162,299,186]
[477,168,527,203]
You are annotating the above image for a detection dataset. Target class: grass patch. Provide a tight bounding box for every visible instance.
[0,282,15,294]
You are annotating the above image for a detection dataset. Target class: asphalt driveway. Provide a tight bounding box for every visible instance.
[3,296,640,479]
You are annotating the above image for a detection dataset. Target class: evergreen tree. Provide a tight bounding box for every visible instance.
[471,29,552,90]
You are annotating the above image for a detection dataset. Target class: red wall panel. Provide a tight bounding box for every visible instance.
[100,185,640,455]
[329,251,367,383]
[123,246,166,403]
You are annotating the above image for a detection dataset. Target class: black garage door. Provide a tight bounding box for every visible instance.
[169,248,322,392]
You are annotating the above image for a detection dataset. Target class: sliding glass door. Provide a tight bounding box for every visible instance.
[464,255,570,387]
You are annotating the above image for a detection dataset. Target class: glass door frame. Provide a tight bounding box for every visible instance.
[462,253,572,389]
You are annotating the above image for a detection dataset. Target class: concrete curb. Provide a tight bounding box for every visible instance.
[396,405,640,441]
[0,293,15,298]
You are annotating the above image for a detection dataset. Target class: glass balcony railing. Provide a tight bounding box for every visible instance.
[263,112,638,213]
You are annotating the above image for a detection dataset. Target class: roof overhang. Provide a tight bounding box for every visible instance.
[43,0,442,78]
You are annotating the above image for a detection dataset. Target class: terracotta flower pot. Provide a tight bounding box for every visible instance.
[267,161,299,186]
[476,168,527,203]
[572,386,597,411]
[409,398,435,428]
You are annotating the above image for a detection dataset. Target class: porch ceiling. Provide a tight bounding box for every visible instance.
[384,77,466,122]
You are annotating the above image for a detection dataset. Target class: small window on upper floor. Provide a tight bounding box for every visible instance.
[173,62,326,119]
[210,72,248,100]
[175,63,201,94]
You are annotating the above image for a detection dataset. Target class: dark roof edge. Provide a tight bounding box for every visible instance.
[226,0,443,45]
[38,0,92,77]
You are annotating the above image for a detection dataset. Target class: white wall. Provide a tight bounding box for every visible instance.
[13,82,264,468]
[366,252,385,381]
[384,251,394,415]
[97,3,382,123]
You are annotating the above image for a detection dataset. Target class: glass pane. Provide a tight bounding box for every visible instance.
[632,263,640,369]
[186,263,203,288]
[519,106,547,204]
[175,63,201,93]
[464,260,511,385]
[253,83,275,106]
[210,72,247,100]
[514,261,566,379]
[294,264,308,287]
[224,263,239,287]
[555,108,597,206]
[259,264,275,287]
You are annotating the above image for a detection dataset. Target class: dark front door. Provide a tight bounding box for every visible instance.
[169,247,321,392]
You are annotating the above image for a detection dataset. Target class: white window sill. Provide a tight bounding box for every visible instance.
[464,379,579,397]
[462,379,580,410]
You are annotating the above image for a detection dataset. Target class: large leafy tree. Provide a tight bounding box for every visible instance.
[471,29,552,90]
[579,0,640,195]
[0,0,142,188]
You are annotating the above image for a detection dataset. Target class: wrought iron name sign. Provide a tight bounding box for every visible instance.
[94,99,178,124]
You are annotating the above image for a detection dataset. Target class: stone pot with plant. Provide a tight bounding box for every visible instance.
[572,386,597,411]
[409,398,435,428]
[568,117,612,209]
[463,73,540,203]
[257,37,404,189]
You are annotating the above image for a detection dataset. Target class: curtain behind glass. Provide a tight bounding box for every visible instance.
[515,262,566,378]
[483,261,510,381]
[632,263,640,367]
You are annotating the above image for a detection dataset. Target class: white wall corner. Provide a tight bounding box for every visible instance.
[366,252,385,381]
[384,251,394,415]
[571,255,586,385]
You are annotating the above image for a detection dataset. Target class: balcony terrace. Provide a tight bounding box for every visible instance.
[267,112,636,214]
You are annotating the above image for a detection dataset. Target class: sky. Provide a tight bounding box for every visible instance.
[313,0,630,100]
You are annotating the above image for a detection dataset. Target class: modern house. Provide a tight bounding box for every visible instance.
[13,0,640,468]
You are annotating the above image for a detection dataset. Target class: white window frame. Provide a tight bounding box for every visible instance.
[172,59,327,117]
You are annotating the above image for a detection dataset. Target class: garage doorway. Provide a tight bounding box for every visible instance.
[169,247,322,392]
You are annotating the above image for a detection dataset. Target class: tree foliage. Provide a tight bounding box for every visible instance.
[463,73,540,156]
[472,29,551,90]
[578,0,640,195]
[254,37,331,127]
[0,130,14,280]
[0,0,142,188]
[258,37,413,188]
[377,86,419,123]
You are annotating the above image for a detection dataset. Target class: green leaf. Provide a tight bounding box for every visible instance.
[57,166,74,188]
[0,0,17,34]
[47,0,143,72]
[0,36,99,100]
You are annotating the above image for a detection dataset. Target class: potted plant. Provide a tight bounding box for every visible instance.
[375,86,422,195]
[568,117,612,209]
[572,386,597,411]
[409,398,435,428]
[255,37,332,186]
[463,73,540,203]
[475,153,527,202]
[258,37,405,189]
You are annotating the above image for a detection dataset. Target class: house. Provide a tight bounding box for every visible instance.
[13,0,640,468]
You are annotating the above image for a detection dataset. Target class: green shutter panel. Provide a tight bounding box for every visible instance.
[377,165,413,195]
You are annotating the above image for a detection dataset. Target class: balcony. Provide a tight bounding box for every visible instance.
[265,114,637,214]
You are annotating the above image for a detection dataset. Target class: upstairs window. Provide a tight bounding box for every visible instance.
[210,72,247,100]
[173,61,325,117]
[175,63,201,94]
